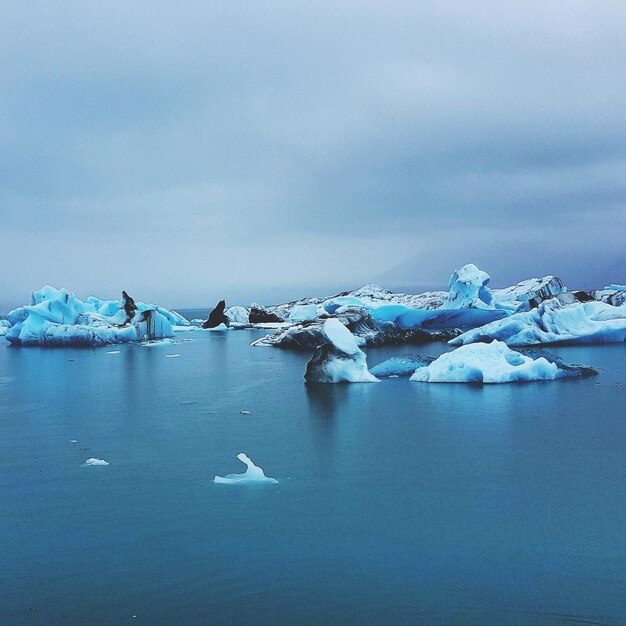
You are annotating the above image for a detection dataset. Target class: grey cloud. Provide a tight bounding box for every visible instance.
[1,1,625,311]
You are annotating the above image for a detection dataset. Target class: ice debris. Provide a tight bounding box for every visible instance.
[214,453,278,484]
[83,458,109,466]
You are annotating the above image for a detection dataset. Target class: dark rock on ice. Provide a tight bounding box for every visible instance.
[121,290,138,322]
[252,305,457,350]
[248,306,284,324]
[202,300,230,329]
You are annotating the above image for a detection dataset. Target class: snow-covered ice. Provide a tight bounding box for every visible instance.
[214,453,278,484]
[450,298,626,346]
[83,458,109,466]
[305,319,379,383]
[410,341,563,383]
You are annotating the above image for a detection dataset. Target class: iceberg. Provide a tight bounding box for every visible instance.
[225,305,250,324]
[591,285,626,307]
[252,304,456,349]
[83,458,109,466]
[410,341,596,383]
[0,319,10,337]
[304,319,379,383]
[288,304,320,323]
[450,298,626,346]
[444,263,494,309]
[5,286,177,346]
[214,453,278,484]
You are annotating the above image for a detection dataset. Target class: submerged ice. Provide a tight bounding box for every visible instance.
[214,453,278,484]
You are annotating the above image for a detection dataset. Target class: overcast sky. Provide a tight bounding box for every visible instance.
[1,1,625,311]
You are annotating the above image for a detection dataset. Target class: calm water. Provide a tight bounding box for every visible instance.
[0,329,624,625]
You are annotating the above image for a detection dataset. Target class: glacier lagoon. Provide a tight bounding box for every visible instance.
[0,325,625,625]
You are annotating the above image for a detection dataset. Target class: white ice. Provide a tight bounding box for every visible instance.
[410,341,561,383]
[214,453,278,484]
[84,458,109,466]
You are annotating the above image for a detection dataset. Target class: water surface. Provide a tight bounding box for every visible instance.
[0,330,624,624]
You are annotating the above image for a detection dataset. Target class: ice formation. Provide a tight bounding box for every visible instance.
[84,458,109,466]
[450,298,626,346]
[444,264,494,309]
[491,276,566,310]
[288,304,320,323]
[410,342,567,383]
[304,319,379,383]
[5,286,178,346]
[225,305,250,324]
[369,354,435,377]
[0,319,10,336]
[214,453,278,484]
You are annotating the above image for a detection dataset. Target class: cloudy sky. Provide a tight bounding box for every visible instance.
[1,1,625,311]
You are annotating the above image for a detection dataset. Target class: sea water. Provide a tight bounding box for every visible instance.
[0,329,624,624]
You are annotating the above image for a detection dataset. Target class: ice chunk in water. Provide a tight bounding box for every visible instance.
[214,453,278,484]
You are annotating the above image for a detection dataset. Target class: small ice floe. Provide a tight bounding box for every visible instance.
[106,350,120,355]
[240,410,252,415]
[165,354,181,358]
[83,458,109,466]
[70,439,78,443]
[141,338,175,347]
[172,325,196,332]
[214,453,278,484]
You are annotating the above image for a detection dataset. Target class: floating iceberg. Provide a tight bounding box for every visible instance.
[304,319,379,383]
[225,305,250,324]
[83,458,109,466]
[450,298,626,346]
[5,286,178,346]
[0,319,10,336]
[410,341,595,383]
[214,453,278,484]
